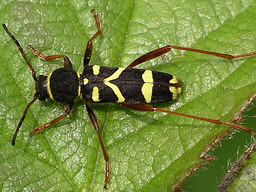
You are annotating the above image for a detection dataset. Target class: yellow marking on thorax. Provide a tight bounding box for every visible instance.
[77,72,81,97]
[93,65,100,75]
[92,87,100,102]
[104,68,126,103]
[141,70,153,103]
[46,72,54,100]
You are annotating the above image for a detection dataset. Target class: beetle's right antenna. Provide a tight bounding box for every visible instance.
[2,24,39,145]
[12,94,38,145]
[2,24,37,81]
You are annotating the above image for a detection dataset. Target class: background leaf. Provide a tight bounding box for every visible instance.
[186,97,256,192]
[228,150,256,191]
[217,140,256,191]
[0,0,256,191]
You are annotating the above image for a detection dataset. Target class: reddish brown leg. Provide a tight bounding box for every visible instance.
[121,104,256,135]
[30,103,73,134]
[173,128,233,191]
[83,9,102,67]
[127,45,256,68]
[28,45,72,69]
[85,104,110,188]
[121,103,255,190]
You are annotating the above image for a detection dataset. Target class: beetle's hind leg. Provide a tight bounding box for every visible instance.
[28,45,72,69]
[121,103,256,135]
[85,103,110,188]
[127,45,256,69]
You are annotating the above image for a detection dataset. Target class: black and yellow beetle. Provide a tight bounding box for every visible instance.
[2,10,256,188]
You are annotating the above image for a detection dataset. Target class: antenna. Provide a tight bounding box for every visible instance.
[2,24,38,145]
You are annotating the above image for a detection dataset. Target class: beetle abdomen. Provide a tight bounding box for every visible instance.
[81,65,181,104]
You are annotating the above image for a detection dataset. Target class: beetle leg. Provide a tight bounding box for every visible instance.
[30,103,73,134]
[85,104,110,188]
[28,45,72,69]
[127,46,172,68]
[170,45,256,60]
[121,103,256,135]
[127,45,256,68]
[83,9,102,68]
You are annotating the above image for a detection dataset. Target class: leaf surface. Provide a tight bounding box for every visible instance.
[0,0,256,191]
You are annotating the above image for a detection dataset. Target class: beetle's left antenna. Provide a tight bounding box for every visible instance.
[2,24,37,81]
[2,24,38,145]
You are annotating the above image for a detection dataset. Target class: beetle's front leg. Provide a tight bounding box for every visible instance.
[28,45,73,69]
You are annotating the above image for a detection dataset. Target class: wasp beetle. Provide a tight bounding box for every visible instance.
[2,10,256,188]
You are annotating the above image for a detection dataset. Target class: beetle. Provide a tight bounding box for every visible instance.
[2,9,256,188]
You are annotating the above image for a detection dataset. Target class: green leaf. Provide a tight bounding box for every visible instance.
[218,142,256,191]
[0,0,256,191]
[184,98,256,191]
[220,141,256,192]
[228,150,256,191]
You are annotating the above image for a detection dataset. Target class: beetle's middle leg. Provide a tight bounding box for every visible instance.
[83,9,102,68]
